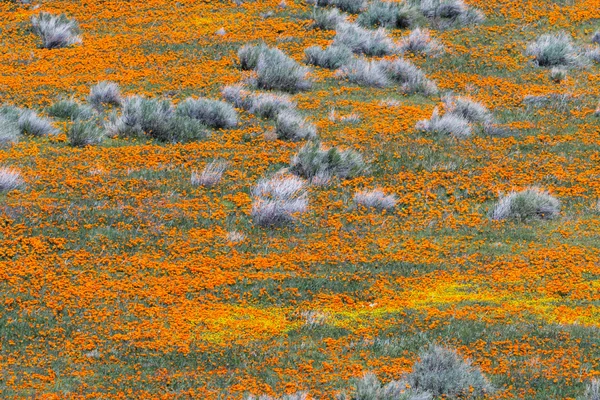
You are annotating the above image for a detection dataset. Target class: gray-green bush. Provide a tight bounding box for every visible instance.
[31,11,81,49]
[67,119,104,147]
[290,141,367,179]
[304,45,353,69]
[176,97,238,129]
[490,187,561,221]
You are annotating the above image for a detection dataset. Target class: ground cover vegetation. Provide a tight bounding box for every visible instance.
[0,0,599,398]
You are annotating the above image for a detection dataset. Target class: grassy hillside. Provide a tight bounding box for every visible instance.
[0,0,598,398]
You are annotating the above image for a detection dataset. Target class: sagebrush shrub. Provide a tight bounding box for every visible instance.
[336,58,389,88]
[48,99,95,120]
[334,23,397,56]
[442,95,492,123]
[191,160,228,187]
[338,373,432,400]
[304,45,353,69]
[379,58,438,95]
[18,110,58,136]
[313,8,347,30]
[332,0,366,14]
[290,141,367,179]
[89,81,122,110]
[31,11,81,49]
[400,28,444,57]
[354,189,397,210]
[176,97,238,129]
[416,108,472,138]
[67,119,104,147]
[549,67,567,83]
[526,32,584,67]
[0,116,20,144]
[112,96,209,142]
[222,85,295,119]
[592,31,600,45]
[251,175,308,227]
[407,345,494,399]
[490,187,560,221]
[0,167,23,192]
[275,110,317,141]
[418,0,484,27]
[255,48,312,93]
[579,378,599,400]
[238,42,269,70]
[357,1,399,28]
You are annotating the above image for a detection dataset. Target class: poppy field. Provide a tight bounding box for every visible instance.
[0,0,599,398]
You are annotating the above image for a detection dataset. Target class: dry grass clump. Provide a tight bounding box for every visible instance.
[176,97,238,129]
[354,189,397,210]
[31,11,81,49]
[290,141,367,179]
[526,32,586,67]
[490,187,560,221]
[357,0,420,29]
[191,160,228,187]
[89,81,122,110]
[251,175,308,227]
[304,45,353,69]
[275,110,317,141]
[334,22,398,56]
[0,167,23,192]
